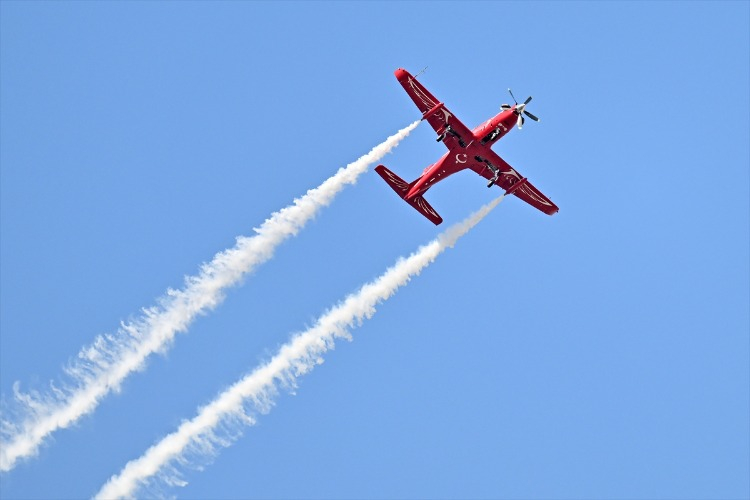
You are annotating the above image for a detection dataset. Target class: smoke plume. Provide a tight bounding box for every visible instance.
[96,196,503,499]
[0,121,419,472]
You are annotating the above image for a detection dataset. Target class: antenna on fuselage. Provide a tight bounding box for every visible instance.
[414,66,428,79]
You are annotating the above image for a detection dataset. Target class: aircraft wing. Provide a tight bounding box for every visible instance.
[394,68,474,149]
[470,150,559,215]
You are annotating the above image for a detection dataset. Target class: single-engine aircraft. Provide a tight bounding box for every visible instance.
[375,68,559,225]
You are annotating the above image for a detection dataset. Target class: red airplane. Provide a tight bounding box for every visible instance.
[375,68,559,225]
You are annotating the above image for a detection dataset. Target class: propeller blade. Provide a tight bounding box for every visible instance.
[501,103,512,110]
[524,96,533,105]
[508,88,518,104]
[517,115,524,129]
[523,110,540,122]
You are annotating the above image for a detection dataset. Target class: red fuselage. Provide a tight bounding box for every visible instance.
[375,67,557,224]
[405,108,520,200]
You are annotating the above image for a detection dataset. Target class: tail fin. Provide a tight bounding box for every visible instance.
[375,165,443,225]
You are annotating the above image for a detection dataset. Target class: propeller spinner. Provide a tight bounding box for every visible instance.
[501,89,540,129]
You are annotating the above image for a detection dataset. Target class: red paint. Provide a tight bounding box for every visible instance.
[376,68,559,225]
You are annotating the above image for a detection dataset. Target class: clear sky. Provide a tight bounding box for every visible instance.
[1,1,748,499]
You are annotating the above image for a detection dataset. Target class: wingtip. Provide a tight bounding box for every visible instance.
[394,68,410,82]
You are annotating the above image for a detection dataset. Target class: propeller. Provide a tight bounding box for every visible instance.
[501,89,540,129]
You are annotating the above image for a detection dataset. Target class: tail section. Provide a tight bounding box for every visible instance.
[405,194,443,226]
[375,164,412,196]
[375,165,443,225]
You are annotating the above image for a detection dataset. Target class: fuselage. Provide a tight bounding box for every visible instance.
[405,108,519,200]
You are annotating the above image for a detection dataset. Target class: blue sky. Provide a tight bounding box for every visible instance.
[1,1,748,499]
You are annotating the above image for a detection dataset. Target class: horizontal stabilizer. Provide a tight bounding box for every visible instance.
[375,165,443,225]
[375,164,411,196]
[404,194,443,225]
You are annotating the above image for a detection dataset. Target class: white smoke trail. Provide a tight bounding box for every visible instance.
[96,196,503,499]
[0,121,419,473]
